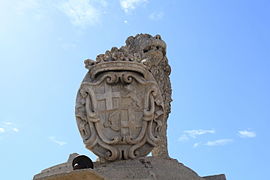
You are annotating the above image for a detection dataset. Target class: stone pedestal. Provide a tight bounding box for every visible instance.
[203,174,226,180]
[34,155,226,180]
[94,157,204,180]
[35,170,104,180]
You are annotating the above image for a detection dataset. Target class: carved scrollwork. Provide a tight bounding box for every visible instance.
[76,61,165,161]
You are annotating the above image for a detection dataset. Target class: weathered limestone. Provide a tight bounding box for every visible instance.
[36,170,104,180]
[35,155,223,180]
[203,174,226,180]
[33,154,78,180]
[75,34,171,161]
[124,34,172,158]
[94,157,205,180]
[33,34,227,180]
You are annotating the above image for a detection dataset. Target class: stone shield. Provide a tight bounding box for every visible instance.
[75,62,164,161]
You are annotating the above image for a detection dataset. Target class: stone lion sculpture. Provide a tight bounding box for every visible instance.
[76,34,172,161]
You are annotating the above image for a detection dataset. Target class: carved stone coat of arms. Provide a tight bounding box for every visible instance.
[75,34,172,161]
[76,59,164,161]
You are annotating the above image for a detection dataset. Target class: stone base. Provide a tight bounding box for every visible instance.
[33,154,226,180]
[95,157,204,180]
[35,170,104,180]
[203,174,226,180]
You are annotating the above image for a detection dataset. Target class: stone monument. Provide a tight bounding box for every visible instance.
[33,34,226,180]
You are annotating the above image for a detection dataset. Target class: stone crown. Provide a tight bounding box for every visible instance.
[84,47,144,70]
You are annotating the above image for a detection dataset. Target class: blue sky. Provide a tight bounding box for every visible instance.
[0,0,269,179]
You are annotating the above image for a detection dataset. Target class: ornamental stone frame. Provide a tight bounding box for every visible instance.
[76,61,164,161]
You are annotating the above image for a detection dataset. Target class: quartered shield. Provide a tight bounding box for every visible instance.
[75,62,164,161]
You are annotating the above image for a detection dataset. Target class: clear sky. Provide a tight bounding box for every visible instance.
[0,0,269,179]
